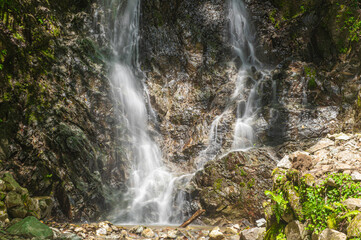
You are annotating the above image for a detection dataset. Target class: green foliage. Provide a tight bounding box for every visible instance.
[304,66,317,90]
[265,190,288,223]
[214,178,223,191]
[300,173,361,234]
[264,222,287,240]
[276,232,286,240]
[335,2,361,52]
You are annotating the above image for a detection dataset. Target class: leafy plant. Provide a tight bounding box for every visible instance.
[265,190,288,223]
[300,173,361,234]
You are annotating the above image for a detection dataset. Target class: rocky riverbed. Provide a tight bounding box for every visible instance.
[1,219,266,240]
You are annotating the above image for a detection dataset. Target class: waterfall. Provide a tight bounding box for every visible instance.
[99,0,178,224]
[97,0,271,224]
[196,0,270,168]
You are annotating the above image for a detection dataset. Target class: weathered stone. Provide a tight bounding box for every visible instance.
[34,196,52,219]
[285,221,305,240]
[347,213,361,238]
[7,216,53,239]
[209,227,225,240]
[302,174,315,187]
[8,205,27,219]
[225,226,238,234]
[342,198,361,211]
[308,138,334,153]
[96,228,107,236]
[319,228,346,240]
[333,133,351,141]
[0,208,8,221]
[2,173,28,195]
[5,191,23,208]
[351,171,361,181]
[326,178,337,187]
[167,230,178,239]
[141,228,155,238]
[228,235,241,240]
[240,227,265,240]
[0,180,6,192]
[277,155,292,169]
[256,218,266,227]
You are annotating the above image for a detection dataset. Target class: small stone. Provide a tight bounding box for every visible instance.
[74,227,84,233]
[167,230,178,238]
[319,228,346,240]
[240,228,266,240]
[256,218,266,227]
[96,228,107,236]
[225,227,238,234]
[159,232,168,238]
[135,226,144,235]
[351,171,361,181]
[209,227,225,240]
[232,224,240,230]
[0,180,6,191]
[120,230,128,237]
[277,155,292,169]
[228,235,240,240]
[141,228,155,238]
[326,178,337,187]
[334,133,351,141]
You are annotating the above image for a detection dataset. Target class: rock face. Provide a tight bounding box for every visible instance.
[0,0,127,221]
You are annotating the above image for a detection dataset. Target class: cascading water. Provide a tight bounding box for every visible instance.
[99,0,179,224]
[229,0,264,150]
[196,0,270,168]
[98,0,271,224]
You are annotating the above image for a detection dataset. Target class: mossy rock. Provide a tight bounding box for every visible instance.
[285,182,303,220]
[2,173,28,195]
[7,216,53,239]
[5,192,23,209]
[347,213,361,238]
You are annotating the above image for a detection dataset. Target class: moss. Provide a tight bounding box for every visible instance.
[264,222,287,240]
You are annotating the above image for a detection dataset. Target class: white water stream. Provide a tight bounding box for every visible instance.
[100,0,270,224]
[196,0,271,168]
[99,0,179,224]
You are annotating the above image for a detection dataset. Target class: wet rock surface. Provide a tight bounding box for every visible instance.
[191,148,277,225]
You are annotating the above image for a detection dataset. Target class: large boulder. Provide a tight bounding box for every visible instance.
[7,216,53,239]
[192,148,277,224]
